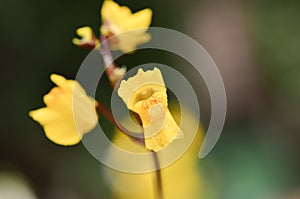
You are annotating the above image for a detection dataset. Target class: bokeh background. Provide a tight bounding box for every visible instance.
[1,0,300,198]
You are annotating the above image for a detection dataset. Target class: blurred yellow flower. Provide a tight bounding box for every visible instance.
[109,66,127,86]
[103,106,203,199]
[118,68,183,152]
[72,26,100,49]
[100,0,152,53]
[29,74,98,145]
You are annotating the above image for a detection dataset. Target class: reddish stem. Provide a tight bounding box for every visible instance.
[99,35,118,87]
[98,32,164,199]
[96,102,145,145]
[152,152,163,199]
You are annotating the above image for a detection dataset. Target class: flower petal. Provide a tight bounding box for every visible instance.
[118,68,183,151]
[29,74,98,146]
[72,27,100,48]
[101,0,131,27]
[122,9,152,32]
[30,108,81,145]
[100,0,152,53]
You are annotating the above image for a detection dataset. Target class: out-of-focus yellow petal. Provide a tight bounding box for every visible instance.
[101,0,131,28]
[109,66,127,85]
[121,9,152,32]
[110,31,151,53]
[29,74,98,145]
[72,26,100,48]
[103,107,203,199]
[29,108,81,145]
[100,0,152,53]
[118,68,183,151]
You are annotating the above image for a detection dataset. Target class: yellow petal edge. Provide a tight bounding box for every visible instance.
[118,68,183,151]
[100,0,152,53]
[29,74,98,145]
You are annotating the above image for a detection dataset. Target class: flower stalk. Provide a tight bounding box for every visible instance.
[96,101,164,199]
[31,1,167,198]
[96,101,144,145]
[97,41,165,198]
[152,152,163,199]
[98,35,165,196]
[99,35,119,87]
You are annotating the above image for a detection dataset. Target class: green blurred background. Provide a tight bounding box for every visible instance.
[0,0,300,198]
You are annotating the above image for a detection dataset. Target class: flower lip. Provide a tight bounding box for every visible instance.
[129,84,165,109]
[118,68,165,109]
[136,87,155,101]
[117,68,183,152]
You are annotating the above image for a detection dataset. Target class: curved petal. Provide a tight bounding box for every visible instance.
[121,9,152,31]
[100,0,152,53]
[29,74,98,146]
[118,68,183,151]
[30,108,81,145]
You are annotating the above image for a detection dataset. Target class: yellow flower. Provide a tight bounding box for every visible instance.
[29,74,98,145]
[72,27,100,49]
[103,106,203,199]
[118,68,183,152]
[100,0,152,53]
[109,66,127,86]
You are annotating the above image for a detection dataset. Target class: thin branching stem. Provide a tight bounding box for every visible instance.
[98,35,163,199]
[96,102,144,145]
[152,152,164,199]
[99,35,118,87]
